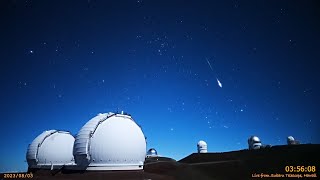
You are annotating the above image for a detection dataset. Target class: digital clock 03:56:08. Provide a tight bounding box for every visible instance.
[285,166,316,173]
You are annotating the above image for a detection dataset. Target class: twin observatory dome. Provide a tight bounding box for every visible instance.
[26,112,147,171]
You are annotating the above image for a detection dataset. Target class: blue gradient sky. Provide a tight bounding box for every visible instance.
[1,0,319,172]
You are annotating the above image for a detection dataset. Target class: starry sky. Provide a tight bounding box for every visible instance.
[0,0,319,172]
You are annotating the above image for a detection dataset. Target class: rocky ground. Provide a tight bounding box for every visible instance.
[1,144,319,180]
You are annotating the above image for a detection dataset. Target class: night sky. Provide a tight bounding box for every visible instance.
[1,0,319,172]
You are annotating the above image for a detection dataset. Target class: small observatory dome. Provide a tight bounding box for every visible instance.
[287,136,300,145]
[248,135,262,150]
[26,130,75,170]
[197,140,208,153]
[287,136,295,144]
[146,148,158,157]
[73,112,146,170]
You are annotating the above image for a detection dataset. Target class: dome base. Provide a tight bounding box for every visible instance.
[86,164,143,171]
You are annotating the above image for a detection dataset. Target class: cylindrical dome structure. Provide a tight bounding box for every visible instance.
[287,136,294,145]
[287,136,300,145]
[197,140,207,153]
[146,148,158,157]
[73,112,146,170]
[248,135,262,150]
[26,130,75,170]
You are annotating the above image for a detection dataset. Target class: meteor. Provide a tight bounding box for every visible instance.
[216,78,222,88]
[205,58,223,88]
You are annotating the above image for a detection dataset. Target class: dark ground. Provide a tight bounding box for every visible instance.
[1,144,319,180]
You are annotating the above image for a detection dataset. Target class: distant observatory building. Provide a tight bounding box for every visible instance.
[26,130,75,170]
[248,136,262,150]
[146,148,159,158]
[73,112,146,170]
[144,148,176,164]
[197,140,208,153]
[287,136,300,145]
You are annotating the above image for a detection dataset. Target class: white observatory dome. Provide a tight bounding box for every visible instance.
[26,130,75,169]
[248,135,262,150]
[73,112,147,170]
[197,140,207,153]
[287,136,296,145]
[146,148,158,157]
[287,136,294,142]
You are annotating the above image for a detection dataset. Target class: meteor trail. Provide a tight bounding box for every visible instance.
[205,58,223,88]
[206,58,213,71]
